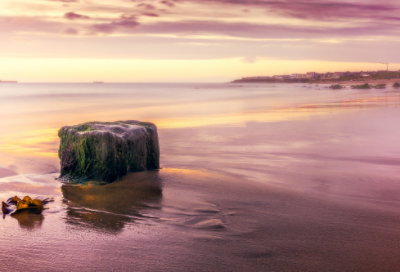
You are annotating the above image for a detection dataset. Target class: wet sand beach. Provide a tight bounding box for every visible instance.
[1,83,400,271]
[3,169,400,271]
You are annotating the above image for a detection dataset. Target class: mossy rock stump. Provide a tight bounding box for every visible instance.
[58,121,160,183]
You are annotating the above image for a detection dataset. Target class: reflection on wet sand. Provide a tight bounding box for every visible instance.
[2,83,400,165]
[2,84,400,270]
[62,171,163,234]
[11,210,44,230]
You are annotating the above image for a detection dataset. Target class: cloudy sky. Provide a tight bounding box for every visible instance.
[0,0,399,82]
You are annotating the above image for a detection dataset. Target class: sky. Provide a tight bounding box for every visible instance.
[0,0,399,82]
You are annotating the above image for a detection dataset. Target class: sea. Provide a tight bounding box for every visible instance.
[1,82,400,271]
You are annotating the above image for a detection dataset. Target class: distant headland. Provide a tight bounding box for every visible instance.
[232,70,400,84]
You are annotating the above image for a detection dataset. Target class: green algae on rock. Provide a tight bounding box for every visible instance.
[58,121,160,183]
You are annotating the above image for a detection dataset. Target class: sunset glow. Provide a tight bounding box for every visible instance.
[1,0,400,82]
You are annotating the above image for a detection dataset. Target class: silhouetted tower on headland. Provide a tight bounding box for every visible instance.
[370,62,389,72]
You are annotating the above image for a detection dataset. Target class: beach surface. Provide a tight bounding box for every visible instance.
[1,83,400,271]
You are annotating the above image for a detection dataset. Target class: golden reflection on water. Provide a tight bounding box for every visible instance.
[62,171,163,233]
[2,84,400,271]
[0,84,399,163]
[10,210,44,231]
[162,168,208,175]
[153,106,351,129]
[1,127,59,157]
[2,107,320,158]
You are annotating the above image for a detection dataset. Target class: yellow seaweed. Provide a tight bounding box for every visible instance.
[2,201,13,214]
[15,196,44,213]
[2,195,53,215]
[10,196,21,203]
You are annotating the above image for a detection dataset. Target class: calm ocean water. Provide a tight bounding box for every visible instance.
[1,83,400,270]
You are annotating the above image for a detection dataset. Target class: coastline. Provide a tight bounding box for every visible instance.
[320,78,400,86]
[231,78,400,86]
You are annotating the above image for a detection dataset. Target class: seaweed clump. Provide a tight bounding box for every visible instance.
[393,82,400,88]
[58,121,160,184]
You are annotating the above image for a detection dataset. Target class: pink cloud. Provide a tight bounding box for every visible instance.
[64,12,90,20]
[142,13,159,17]
[62,27,78,35]
[136,3,156,10]
[48,0,78,2]
[90,23,116,34]
[176,0,398,21]
[1,0,400,40]
[160,1,175,7]
[112,20,140,28]
[89,20,140,34]
[120,14,137,20]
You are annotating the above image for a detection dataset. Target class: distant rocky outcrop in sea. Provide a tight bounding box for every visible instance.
[58,121,160,183]
[351,83,388,89]
[329,85,344,89]
[351,83,372,89]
